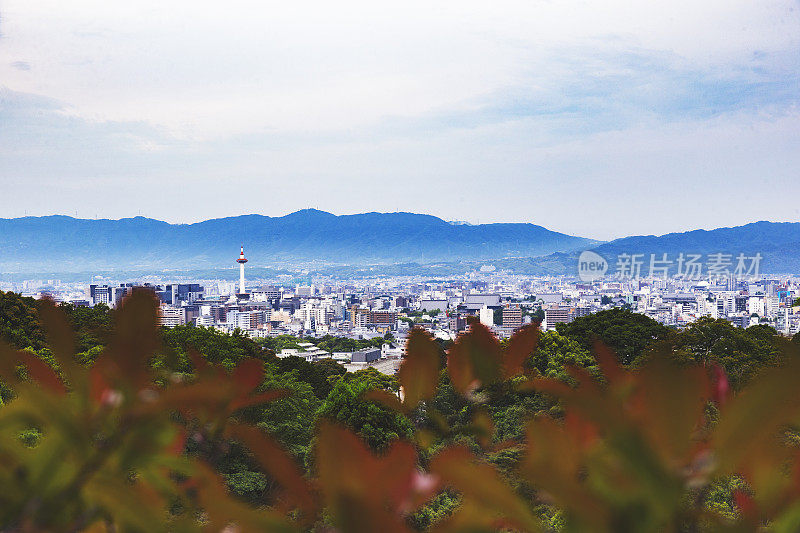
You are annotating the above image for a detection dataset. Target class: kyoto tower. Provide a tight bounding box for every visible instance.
[236,245,248,296]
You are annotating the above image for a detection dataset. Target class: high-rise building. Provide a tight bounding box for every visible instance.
[88,285,111,306]
[479,305,494,327]
[296,285,316,297]
[502,303,522,331]
[449,315,467,333]
[544,306,571,330]
[158,304,183,328]
[368,310,398,326]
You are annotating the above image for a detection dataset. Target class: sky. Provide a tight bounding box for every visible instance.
[0,0,799,240]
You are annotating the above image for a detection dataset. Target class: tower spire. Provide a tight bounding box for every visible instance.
[236,245,248,296]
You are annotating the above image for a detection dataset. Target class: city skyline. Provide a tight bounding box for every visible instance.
[1,1,799,240]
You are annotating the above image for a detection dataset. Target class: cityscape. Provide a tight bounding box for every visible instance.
[3,0,800,530]
[3,244,797,379]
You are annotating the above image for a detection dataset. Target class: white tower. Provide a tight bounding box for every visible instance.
[236,246,248,296]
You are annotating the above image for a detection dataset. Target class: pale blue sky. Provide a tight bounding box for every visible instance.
[1,0,799,240]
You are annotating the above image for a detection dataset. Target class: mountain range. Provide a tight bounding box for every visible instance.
[0,210,598,273]
[491,221,800,277]
[0,211,797,275]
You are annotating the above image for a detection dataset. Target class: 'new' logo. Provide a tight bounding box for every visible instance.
[577,250,608,281]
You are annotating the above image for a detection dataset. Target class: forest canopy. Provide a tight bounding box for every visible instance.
[0,290,800,531]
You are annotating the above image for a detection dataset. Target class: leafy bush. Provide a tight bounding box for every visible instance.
[2,294,800,531]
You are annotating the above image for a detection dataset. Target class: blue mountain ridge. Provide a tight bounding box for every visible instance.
[521,221,800,276]
[1,213,798,275]
[0,210,599,273]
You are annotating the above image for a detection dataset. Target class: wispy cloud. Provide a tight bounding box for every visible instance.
[366,43,800,143]
[0,0,798,237]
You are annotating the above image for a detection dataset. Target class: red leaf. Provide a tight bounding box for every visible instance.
[733,490,758,525]
[447,322,502,394]
[592,340,623,385]
[38,299,79,380]
[168,429,187,456]
[19,351,66,395]
[108,291,160,389]
[397,328,440,409]
[232,358,265,392]
[228,422,318,523]
[710,363,730,407]
[504,324,539,378]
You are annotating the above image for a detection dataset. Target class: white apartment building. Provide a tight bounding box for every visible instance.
[479,305,494,327]
[158,305,183,328]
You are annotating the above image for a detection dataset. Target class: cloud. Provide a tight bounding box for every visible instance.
[0,0,798,238]
[10,61,30,71]
[307,43,800,147]
[2,0,798,136]
[0,86,191,185]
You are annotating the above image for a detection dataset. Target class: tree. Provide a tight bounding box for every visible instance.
[162,325,263,370]
[8,291,800,531]
[313,334,385,353]
[664,317,786,389]
[273,356,346,399]
[317,380,412,452]
[241,372,322,462]
[257,334,304,353]
[59,302,113,353]
[528,330,597,381]
[0,293,297,531]
[343,366,398,392]
[0,291,46,351]
[556,308,669,365]
[0,293,114,356]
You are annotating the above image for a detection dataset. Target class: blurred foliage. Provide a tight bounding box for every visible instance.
[1,291,800,531]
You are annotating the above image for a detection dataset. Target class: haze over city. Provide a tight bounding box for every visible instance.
[2,0,799,240]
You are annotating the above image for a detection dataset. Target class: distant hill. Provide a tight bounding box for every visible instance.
[527,221,800,277]
[0,210,599,273]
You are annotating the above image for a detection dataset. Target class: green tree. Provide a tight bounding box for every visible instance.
[493,307,503,326]
[529,330,597,381]
[162,325,263,370]
[60,302,113,353]
[343,366,398,392]
[0,291,46,351]
[257,334,304,353]
[317,380,412,452]
[243,372,321,462]
[664,318,786,389]
[556,308,669,365]
[273,356,346,399]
